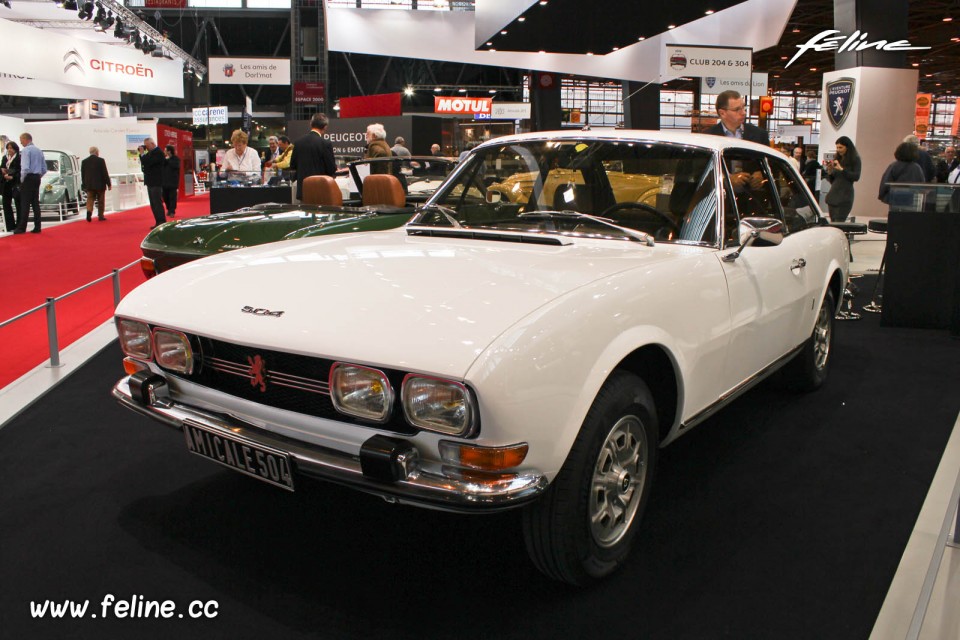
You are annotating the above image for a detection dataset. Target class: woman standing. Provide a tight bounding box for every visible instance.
[878,142,925,211]
[1,141,20,232]
[824,136,861,222]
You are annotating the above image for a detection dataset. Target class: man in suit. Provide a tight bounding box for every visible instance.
[139,137,166,228]
[80,146,111,221]
[289,112,337,201]
[706,90,770,146]
[935,146,957,183]
[161,145,181,218]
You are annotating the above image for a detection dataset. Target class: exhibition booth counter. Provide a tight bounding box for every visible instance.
[209,170,295,213]
[878,182,960,335]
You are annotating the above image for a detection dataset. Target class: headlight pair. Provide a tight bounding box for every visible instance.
[329,363,476,436]
[116,318,193,374]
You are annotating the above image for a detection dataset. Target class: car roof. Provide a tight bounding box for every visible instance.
[472,129,775,155]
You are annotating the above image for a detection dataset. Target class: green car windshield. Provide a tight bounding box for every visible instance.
[413,139,719,246]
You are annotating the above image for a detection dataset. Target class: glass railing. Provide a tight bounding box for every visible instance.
[210,170,296,188]
[884,182,960,213]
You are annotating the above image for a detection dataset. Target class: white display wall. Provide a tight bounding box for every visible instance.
[27,117,157,177]
[0,115,26,146]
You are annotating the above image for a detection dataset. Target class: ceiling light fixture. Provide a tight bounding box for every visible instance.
[705,9,714,15]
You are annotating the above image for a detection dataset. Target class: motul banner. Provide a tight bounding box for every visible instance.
[0,19,183,98]
[434,97,492,115]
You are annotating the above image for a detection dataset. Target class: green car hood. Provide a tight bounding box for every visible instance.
[140,205,414,255]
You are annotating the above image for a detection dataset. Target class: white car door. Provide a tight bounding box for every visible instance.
[718,152,814,391]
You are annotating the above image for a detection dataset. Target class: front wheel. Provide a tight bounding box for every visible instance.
[784,289,835,391]
[522,371,658,585]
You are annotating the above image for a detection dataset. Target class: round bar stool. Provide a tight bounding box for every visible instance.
[863,219,889,313]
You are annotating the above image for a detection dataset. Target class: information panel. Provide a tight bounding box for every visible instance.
[661,45,752,83]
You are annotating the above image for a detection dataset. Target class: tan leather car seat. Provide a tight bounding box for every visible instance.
[362,174,406,207]
[302,175,343,206]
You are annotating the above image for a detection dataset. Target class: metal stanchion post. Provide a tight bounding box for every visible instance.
[951,491,960,548]
[113,269,121,307]
[45,297,63,369]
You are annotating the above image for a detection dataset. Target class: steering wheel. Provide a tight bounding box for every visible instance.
[600,202,680,234]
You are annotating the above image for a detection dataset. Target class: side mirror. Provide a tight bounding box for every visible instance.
[723,217,784,262]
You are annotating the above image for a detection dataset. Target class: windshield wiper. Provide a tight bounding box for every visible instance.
[418,203,463,228]
[519,210,655,246]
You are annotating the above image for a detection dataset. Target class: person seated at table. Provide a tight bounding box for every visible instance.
[222,129,261,179]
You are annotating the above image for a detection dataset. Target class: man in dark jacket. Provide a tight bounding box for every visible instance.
[161,145,181,218]
[289,112,337,201]
[706,90,770,146]
[139,137,166,228]
[80,146,111,221]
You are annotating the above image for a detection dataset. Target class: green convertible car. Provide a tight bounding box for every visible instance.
[140,156,456,278]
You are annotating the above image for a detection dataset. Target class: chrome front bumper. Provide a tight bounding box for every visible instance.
[112,374,547,512]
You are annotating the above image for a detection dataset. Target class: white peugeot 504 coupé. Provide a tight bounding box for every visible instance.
[113,130,849,584]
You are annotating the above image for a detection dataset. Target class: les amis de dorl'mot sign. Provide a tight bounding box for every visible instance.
[208,57,291,85]
[0,19,183,98]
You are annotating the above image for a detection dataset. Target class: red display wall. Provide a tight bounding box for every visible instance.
[339,93,402,119]
[157,124,194,198]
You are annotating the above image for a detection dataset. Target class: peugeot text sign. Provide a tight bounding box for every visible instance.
[825,78,855,129]
[434,97,493,115]
[661,45,752,82]
[0,19,183,98]
[208,57,291,85]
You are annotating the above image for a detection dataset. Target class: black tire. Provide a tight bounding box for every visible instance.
[785,289,835,391]
[522,371,658,585]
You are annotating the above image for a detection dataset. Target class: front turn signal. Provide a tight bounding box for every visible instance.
[439,441,529,471]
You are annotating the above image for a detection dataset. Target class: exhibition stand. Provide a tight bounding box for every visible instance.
[879,183,960,335]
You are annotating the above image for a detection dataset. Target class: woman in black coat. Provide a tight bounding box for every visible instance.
[1,141,20,232]
[161,145,181,218]
[824,135,861,222]
[878,142,925,212]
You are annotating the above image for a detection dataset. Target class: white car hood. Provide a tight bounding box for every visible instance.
[119,229,695,378]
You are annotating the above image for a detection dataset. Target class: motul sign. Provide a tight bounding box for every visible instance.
[434,97,492,114]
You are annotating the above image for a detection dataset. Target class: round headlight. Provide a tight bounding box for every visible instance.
[116,318,152,360]
[401,375,476,436]
[329,363,394,423]
[153,329,194,374]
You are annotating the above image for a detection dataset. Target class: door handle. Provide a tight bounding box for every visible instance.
[790,258,806,272]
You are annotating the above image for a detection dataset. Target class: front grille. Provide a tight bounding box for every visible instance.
[175,336,416,435]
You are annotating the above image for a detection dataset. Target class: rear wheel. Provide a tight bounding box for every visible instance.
[522,371,658,585]
[785,289,835,391]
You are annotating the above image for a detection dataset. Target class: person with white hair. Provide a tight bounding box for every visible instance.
[365,123,392,174]
[263,136,280,166]
[391,136,411,157]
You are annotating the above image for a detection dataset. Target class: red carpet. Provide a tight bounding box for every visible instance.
[0,193,210,389]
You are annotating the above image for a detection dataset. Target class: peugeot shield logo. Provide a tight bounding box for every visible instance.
[705,77,716,88]
[826,78,855,129]
[63,49,85,75]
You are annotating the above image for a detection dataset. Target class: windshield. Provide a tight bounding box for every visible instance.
[413,139,719,245]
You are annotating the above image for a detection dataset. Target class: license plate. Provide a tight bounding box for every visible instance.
[182,421,295,491]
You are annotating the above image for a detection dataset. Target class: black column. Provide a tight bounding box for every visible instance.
[622,81,660,130]
[833,0,909,70]
[530,72,562,132]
